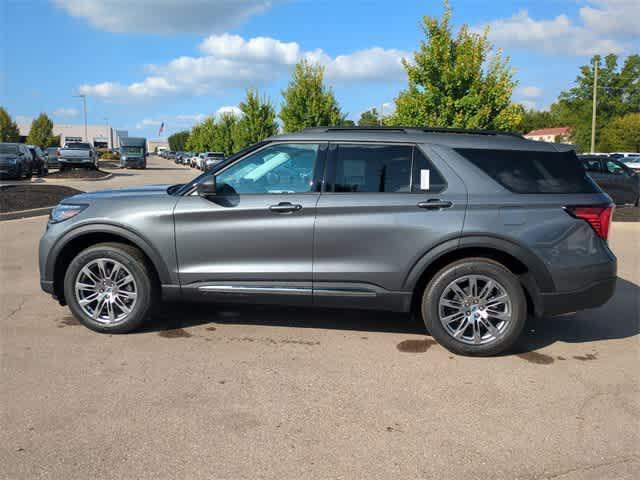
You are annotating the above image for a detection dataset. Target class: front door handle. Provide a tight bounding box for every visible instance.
[417,199,453,210]
[269,202,303,213]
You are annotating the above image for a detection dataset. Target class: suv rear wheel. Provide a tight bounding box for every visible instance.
[63,242,155,333]
[421,258,527,356]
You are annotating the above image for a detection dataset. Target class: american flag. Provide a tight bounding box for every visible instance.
[158,122,165,136]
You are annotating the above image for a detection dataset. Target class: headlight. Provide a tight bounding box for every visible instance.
[50,204,88,224]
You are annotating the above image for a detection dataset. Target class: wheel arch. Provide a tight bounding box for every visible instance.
[49,224,170,305]
[404,235,554,318]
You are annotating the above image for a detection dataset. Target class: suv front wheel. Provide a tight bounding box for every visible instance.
[63,242,155,333]
[422,258,527,356]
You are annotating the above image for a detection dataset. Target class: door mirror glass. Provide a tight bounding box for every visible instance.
[197,175,217,197]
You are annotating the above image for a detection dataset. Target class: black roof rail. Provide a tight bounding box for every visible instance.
[420,127,523,138]
[302,125,523,138]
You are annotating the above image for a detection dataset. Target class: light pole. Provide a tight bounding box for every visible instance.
[73,94,88,142]
[590,59,599,154]
[103,117,110,149]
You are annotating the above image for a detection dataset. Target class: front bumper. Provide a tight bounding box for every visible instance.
[0,164,20,177]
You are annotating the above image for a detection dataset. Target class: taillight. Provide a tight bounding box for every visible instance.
[565,205,614,241]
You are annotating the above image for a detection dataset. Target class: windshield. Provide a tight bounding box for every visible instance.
[122,146,143,154]
[174,141,268,196]
[65,143,91,149]
[0,144,19,154]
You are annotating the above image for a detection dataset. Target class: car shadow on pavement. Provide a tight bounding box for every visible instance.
[141,277,639,352]
[142,302,422,335]
[513,277,639,353]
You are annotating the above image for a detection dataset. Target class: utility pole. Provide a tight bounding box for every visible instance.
[379,104,384,126]
[590,59,598,153]
[73,94,88,142]
[103,117,111,150]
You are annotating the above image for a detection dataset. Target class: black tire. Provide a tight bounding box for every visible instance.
[25,166,33,179]
[63,242,157,333]
[421,258,527,356]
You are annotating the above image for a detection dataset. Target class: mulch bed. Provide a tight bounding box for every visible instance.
[613,206,639,222]
[47,169,111,179]
[0,185,83,213]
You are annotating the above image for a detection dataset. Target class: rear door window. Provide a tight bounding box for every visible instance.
[455,148,599,194]
[331,144,412,193]
[581,158,603,173]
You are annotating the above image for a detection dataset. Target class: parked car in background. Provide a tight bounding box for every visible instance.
[26,145,48,176]
[58,142,98,170]
[622,156,640,173]
[204,152,226,171]
[189,153,200,168]
[0,143,33,179]
[579,154,639,206]
[610,152,640,159]
[119,137,147,169]
[166,151,176,161]
[45,147,60,169]
[40,127,618,356]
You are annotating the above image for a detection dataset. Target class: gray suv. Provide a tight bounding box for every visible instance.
[39,128,617,356]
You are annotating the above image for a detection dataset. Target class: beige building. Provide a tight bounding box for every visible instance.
[18,123,123,149]
[147,139,169,153]
[524,127,573,143]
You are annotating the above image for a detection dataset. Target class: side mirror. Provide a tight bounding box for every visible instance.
[197,176,217,197]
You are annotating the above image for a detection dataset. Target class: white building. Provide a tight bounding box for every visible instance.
[18,122,121,149]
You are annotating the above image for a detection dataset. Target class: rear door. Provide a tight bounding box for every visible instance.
[313,142,467,310]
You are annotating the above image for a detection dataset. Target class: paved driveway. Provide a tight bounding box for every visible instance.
[1,157,638,479]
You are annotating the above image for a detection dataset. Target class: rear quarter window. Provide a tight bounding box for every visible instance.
[455,148,600,194]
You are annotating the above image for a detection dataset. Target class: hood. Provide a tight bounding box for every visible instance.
[62,184,171,203]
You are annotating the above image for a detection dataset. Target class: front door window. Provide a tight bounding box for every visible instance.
[216,143,319,194]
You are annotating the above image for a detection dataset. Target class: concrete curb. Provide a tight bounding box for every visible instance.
[0,206,53,222]
[44,172,114,183]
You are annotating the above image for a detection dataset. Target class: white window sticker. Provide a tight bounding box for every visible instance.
[420,169,430,190]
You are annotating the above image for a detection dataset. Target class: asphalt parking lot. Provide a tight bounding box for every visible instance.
[1,156,638,479]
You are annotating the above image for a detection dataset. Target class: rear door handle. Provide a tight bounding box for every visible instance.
[269,202,303,213]
[417,199,453,210]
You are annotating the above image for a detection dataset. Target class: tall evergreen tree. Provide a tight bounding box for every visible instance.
[279,60,344,132]
[237,90,278,148]
[0,107,21,142]
[27,113,55,148]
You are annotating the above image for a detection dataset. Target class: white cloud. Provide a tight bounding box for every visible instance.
[78,34,409,101]
[53,107,79,117]
[479,9,628,56]
[517,86,543,99]
[215,106,242,117]
[52,0,274,34]
[175,113,207,124]
[579,1,640,37]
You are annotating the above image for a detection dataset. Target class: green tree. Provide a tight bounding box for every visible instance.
[168,130,190,151]
[26,113,55,148]
[600,113,640,152]
[551,54,640,152]
[237,90,278,148]
[0,107,21,142]
[213,113,241,156]
[386,1,520,130]
[340,119,356,127]
[358,108,380,126]
[279,60,344,132]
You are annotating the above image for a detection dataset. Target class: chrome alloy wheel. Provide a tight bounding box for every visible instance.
[438,275,512,345]
[74,258,137,324]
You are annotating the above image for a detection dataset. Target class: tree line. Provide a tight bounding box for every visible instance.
[3,2,638,154]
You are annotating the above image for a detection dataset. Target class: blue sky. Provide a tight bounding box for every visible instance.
[2,0,638,140]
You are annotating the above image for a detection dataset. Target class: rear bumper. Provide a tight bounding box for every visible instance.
[536,277,617,317]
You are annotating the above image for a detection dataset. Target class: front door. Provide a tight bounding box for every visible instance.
[313,142,467,311]
[174,142,326,306]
